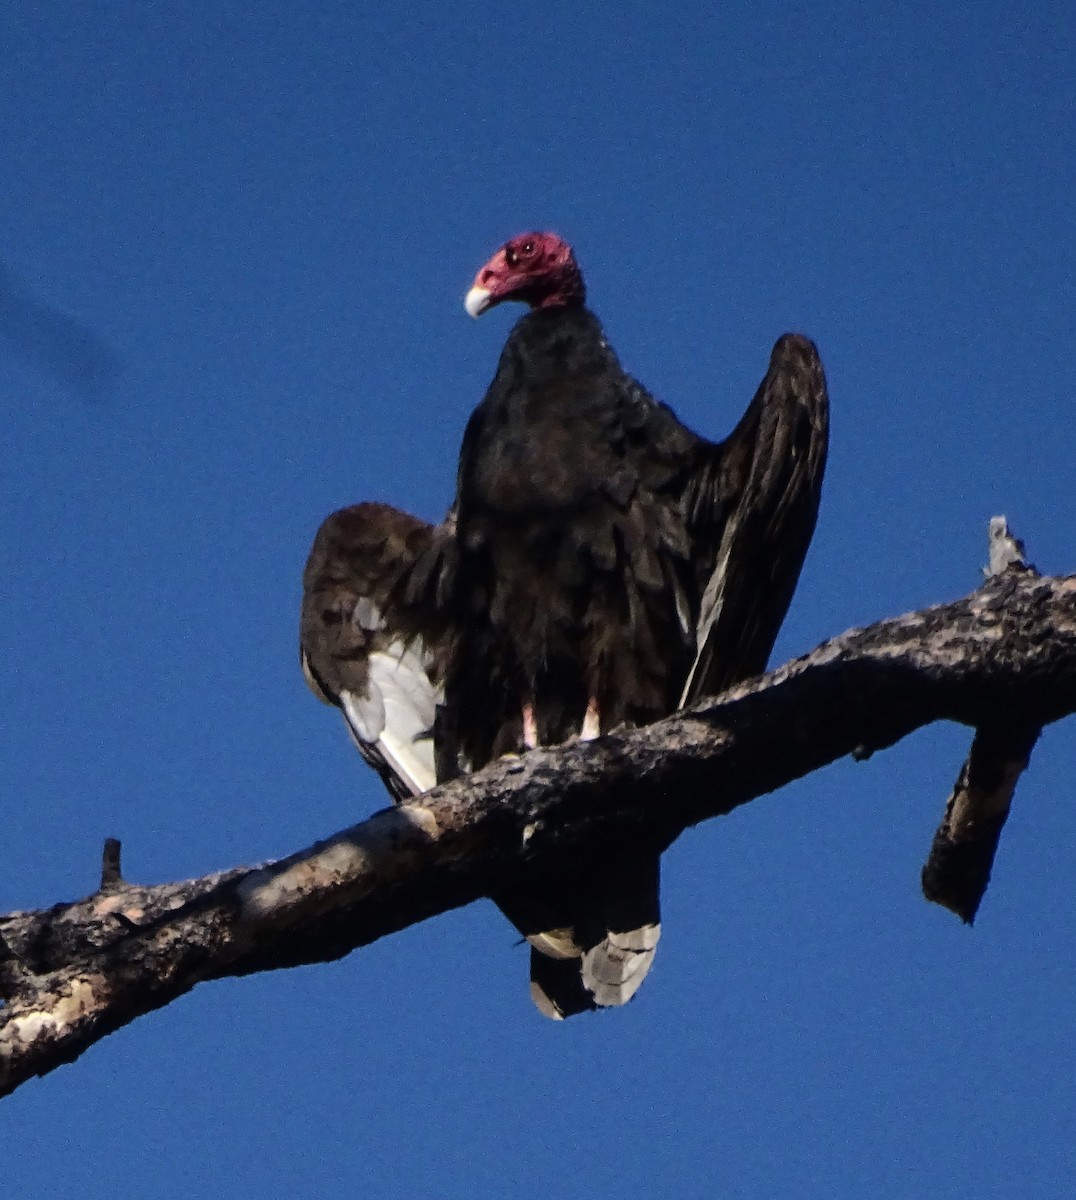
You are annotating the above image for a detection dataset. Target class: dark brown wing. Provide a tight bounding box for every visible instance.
[300,502,454,802]
[680,332,829,704]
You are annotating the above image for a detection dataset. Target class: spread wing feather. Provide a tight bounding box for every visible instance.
[300,502,454,802]
[681,333,829,704]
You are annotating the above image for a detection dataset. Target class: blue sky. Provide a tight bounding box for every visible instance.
[3,2,1074,1196]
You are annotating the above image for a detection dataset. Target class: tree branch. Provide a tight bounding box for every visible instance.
[921,517,1041,921]
[2,562,1075,1098]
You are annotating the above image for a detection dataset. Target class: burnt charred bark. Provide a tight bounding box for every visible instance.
[920,518,1042,922]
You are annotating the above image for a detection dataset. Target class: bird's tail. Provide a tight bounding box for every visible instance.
[497,849,661,1019]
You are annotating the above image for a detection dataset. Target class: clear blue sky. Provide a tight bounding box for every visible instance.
[3,3,1074,1196]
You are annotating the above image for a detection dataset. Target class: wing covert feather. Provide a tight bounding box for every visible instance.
[300,502,455,802]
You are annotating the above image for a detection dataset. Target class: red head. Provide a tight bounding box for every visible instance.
[464,232,585,318]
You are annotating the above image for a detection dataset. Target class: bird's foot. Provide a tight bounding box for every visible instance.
[522,702,539,750]
[580,697,601,741]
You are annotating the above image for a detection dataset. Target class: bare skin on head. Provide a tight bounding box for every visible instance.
[465,231,586,318]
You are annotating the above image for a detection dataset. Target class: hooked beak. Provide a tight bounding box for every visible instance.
[464,286,493,319]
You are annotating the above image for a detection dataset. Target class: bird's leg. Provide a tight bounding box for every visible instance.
[580,696,601,741]
[522,701,539,750]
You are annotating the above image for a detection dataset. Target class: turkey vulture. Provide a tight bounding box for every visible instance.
[301,231,828,1018]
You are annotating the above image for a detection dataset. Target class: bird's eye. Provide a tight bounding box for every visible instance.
[521,240,535,255]
[504,246,519,267]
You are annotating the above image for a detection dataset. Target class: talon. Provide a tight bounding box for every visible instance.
[522,702,539,750]
[580,697,601,741]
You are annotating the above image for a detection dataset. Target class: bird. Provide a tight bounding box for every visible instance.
[300,231,828,1018]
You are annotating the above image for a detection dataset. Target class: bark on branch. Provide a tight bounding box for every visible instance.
[2,562,1075,1098]
[921,517,1041,921]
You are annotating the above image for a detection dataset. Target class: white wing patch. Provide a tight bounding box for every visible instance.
[340,685,384,742]
[340,637,440,796]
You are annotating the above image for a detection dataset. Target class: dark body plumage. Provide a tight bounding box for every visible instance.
[445,307,697,762]
[300,233,828,1018]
